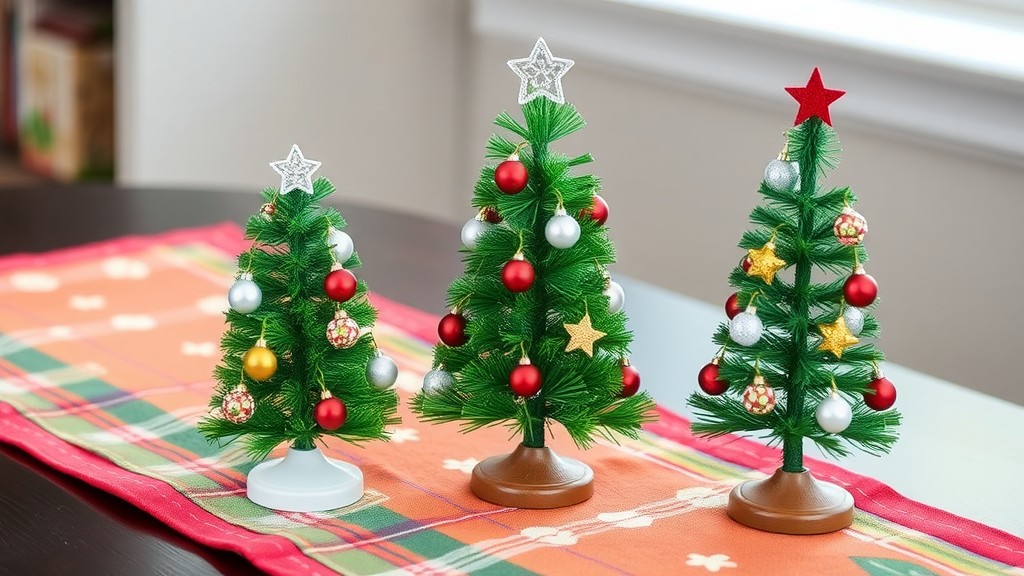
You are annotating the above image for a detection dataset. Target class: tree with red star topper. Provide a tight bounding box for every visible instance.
[688,68,901,534]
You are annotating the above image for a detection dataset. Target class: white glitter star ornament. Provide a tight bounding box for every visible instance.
[507,37,575,105]
[269,144,322,194]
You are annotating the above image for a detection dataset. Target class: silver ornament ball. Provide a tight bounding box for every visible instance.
[604,280,625,314]
[329,227,355,263]
[729,311,763,346]
[460,218,493,250]
[228,277,262,314]
[544,210,581,249]
[366,354,399,389]
[764,159,799,192]
[815,391,853,434]
[422,368,454,394]
[843,306,865,337]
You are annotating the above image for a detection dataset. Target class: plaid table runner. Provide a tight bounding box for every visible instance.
[0,223,1019,575]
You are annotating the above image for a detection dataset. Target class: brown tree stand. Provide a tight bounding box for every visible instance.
[470,443,594,509]
[728,468,854,534]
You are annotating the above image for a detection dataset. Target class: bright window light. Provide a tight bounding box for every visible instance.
[613,0,1024,80]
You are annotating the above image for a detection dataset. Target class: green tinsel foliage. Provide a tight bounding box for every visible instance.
[411,98,656,449]
[199,178,399,461]
[687,118,901,469]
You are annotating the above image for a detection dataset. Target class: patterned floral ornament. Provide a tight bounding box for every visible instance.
[742,375,776,415]
[326,309,361,349]
[221,384,255,424]
[834,206,868,246]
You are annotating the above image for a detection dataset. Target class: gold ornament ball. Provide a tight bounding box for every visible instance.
[243,346,277,381]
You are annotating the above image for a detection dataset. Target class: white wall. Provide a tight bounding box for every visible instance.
[117,0,467,221]
[117,1,1024,403]
[467,34,1024,404]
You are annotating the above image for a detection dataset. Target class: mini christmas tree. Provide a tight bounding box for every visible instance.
[689,69,901,534]
[200,145,400,512]
[411,38,655,509]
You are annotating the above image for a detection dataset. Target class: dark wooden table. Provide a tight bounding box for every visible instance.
[0,185,463,576]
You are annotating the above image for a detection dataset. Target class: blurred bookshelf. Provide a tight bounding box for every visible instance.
[0,0,113,185]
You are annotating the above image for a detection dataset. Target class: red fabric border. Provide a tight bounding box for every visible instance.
[1,222,1021,570]
[0,404,332,575]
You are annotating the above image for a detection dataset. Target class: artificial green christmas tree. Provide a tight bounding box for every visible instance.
[411,38,655,509]
[200,145,400,512]
[689,69,901,534]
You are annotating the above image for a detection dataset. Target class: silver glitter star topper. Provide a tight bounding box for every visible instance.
[507,37,574,105]
[270,144,322,194]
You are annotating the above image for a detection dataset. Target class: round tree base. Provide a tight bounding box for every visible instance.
[728,468,853,534]
[247,447,363,512]
[470,443,594,509]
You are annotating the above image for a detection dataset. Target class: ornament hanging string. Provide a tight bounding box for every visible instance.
[746,290,761,308]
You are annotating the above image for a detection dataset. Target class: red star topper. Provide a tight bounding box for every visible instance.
[785,68,845,126]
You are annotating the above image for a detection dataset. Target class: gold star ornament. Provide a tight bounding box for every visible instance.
[746,241,787,284]
[817,315,859,358]
[564,311,606,357]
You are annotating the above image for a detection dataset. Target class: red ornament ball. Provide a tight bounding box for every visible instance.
[324,268,358,302]
[314,395,347,430]
[725,293,742,319]
[494,159,529,194]
[582,195,610,225]
[844,270,878,307]
[509,363,542,397]
[698,362,728,395]
[438,312,468,347]
[864,377,897,411]
[502,258,535,292]
[481,206,502,223]
[741,256,752,272]
[621,363,641,398]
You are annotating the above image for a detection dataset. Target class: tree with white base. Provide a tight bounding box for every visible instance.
[200,145,400,512]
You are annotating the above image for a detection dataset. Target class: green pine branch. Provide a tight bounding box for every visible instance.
[689,118,900,469]
[413,98,653,449]
[199,177,399,460]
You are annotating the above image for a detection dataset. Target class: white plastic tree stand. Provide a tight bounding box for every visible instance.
[246,447,363,512]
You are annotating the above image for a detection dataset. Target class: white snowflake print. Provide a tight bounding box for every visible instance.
[110,314,157,331]
[47,325,74,339]
[101,257,150,279]
[69,295,106,310]
[387,428,419,443]
[196,295,229,316]
[180,341,216,357]
[443,458,479,474]
[9,272,59,292]
[686,553,737,573]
